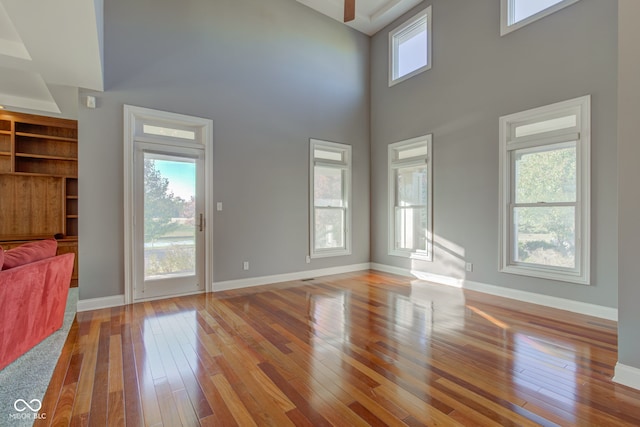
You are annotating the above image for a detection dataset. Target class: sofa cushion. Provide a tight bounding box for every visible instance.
[1,239,58,270]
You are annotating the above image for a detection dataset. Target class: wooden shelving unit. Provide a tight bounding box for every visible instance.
[0,111,79,287]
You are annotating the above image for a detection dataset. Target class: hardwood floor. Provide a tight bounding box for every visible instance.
[36,271,640,426]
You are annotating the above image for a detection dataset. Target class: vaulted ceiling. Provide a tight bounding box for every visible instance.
[0,0,421,115]
[0,0,103,114]
[296,0,424,35]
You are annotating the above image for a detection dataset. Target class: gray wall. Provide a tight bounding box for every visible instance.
[78,0,370,300]
[370,0,619,307]
[617,0,640,370]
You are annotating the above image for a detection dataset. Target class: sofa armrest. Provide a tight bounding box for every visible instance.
[0,253,75,370]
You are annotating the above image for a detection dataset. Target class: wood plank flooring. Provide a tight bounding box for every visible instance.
[35,271,640,426]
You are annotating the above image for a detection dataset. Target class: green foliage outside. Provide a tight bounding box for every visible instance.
[146,245,195,276]
[514,145,576,267]
[144,159,184,245]
[143,159,197,277]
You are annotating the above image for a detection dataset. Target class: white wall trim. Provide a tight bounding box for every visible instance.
[309,139,352,259]
[77,294,126,312]
[123,105,214,304]
[387,135,434,261]
[370,263,618,321]
[75,264,369,311]
[213,263,371,292]
[614,363,640,391]
[76,263,618,321]
[500,0,583,36]
[498,95,591,285]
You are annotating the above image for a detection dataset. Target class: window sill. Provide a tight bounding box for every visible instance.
[310,249,351,259]
[500,265,589,285]
[389,250,432,262]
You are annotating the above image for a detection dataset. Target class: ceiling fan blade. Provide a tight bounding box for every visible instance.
[344,0,355,22]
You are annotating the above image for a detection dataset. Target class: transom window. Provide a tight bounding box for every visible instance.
[310,139,351,258]
[389,7,432,87]
[499,95,590,284]
[388,135,433,261]
[142,124,196,140]
[501,0,582,35]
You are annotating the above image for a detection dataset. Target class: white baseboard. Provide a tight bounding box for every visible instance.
[74,264,370,311]
[77,294,126,312]
[463,279,618,321]
[614,363,640,390]
[370,263,618,321]
[213,263,371,292]
[76,263,618,321]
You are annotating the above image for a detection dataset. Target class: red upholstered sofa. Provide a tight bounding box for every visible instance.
[0,240,75,371]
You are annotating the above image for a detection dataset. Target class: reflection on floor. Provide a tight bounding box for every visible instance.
[37,271,640,426]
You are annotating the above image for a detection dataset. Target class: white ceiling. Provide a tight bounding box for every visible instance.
[0,0,103,114]
[296,0,424,35]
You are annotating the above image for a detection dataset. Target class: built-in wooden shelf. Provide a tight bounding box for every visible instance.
[0,111,79,287]
[15,153,77,161]
[15,132,77,142]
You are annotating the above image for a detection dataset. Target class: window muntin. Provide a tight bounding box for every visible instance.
[310,140,351,258]
[389,7,432,86]
[501,0,582,36]
[499,95,590,284]
[388,135,433,260]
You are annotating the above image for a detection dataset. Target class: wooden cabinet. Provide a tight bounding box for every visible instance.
[0,111,79,287]
[55,240,79,287]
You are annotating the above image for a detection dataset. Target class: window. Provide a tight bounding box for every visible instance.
[388,135,433,261]
[142,124,196,140]
[499,95,590,284]
[389,6,432,86]
[310,139,351,258]
[501,0,582,35]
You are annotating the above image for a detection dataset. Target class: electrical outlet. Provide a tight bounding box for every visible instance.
[305,255,311,264]
[216,202,222,211]
[465,262,473,272]
[243,261,249,270]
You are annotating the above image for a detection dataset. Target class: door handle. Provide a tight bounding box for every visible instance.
[199,213,204,232]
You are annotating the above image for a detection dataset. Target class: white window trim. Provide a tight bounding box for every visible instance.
[388,134,433,261]
[123,105,214,304]
[498,95,590,285]
[388,6,432,87]
[309,139,352,259]
[500,0,582,36]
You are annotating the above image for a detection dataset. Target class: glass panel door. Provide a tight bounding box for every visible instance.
[135,147,204,300]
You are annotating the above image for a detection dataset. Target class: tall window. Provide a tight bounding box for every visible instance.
[389,6,432,86]
[388,135,433,261]
[310,139,351,258]
[501,0,582,35]
[499,95,590,284]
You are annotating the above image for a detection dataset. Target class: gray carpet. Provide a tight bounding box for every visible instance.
[0,288,78,427]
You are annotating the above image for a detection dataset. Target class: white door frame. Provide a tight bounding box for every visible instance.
[123,105,213,304]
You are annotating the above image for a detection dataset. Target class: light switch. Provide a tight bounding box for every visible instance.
[217,202,222,211]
